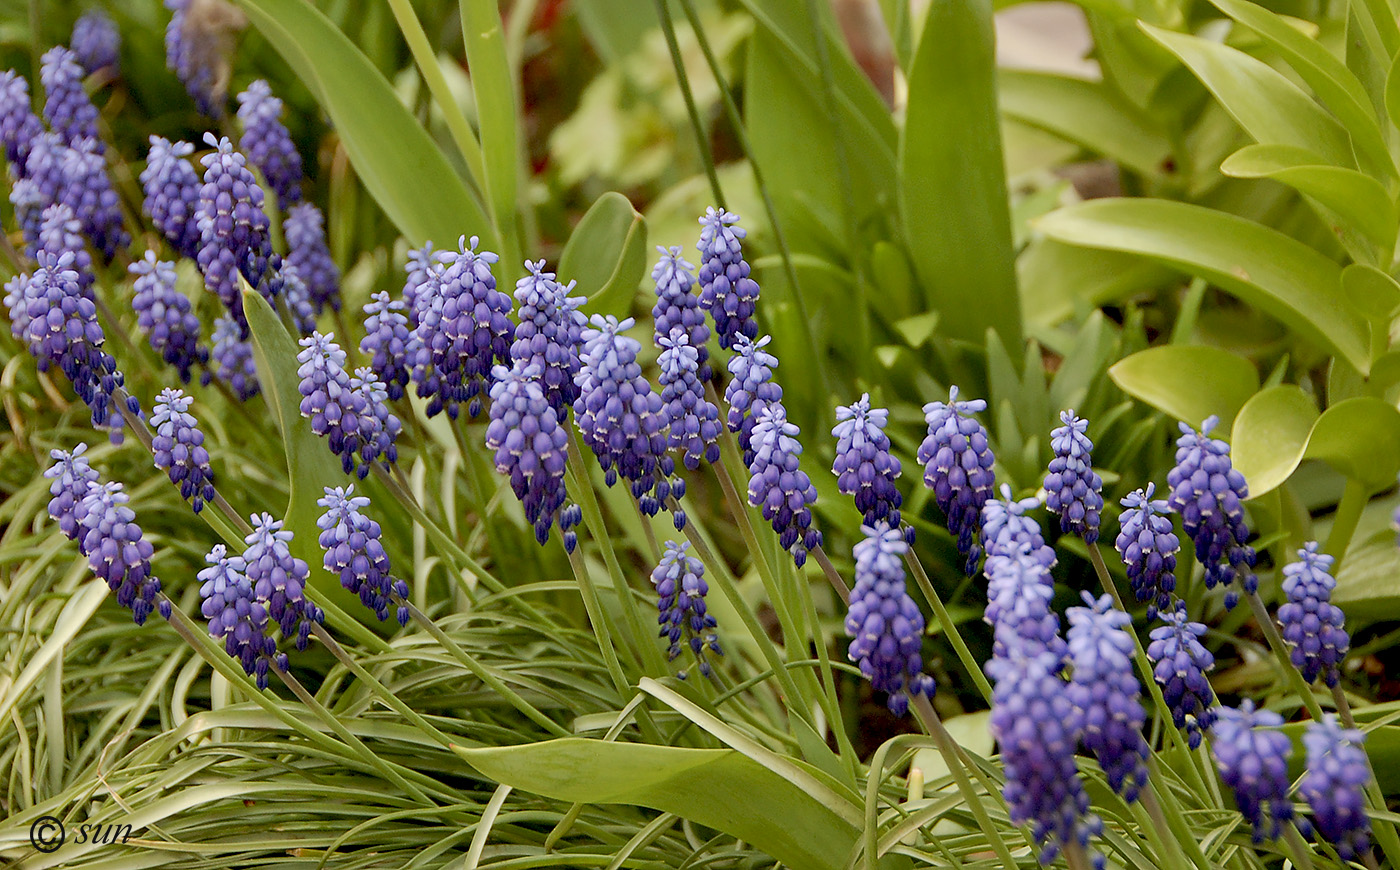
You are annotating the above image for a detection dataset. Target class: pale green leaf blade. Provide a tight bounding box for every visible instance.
[1231,386,1318,498]
[1303,397,1400,489]
[1108,345,1259,432]
[557,192,649,322]
[1333,532,1400,619]
[460,0,520,264]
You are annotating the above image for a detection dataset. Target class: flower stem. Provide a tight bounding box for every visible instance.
[903,548,994,704]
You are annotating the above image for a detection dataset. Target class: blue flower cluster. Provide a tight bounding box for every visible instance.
[1166,417,1256,609]
[297,332,401,479]
[130,251,208,384]
[696,208,759,350]
[1115,485,1178,618]
[72,10,120,76]
[918,387,996,575]
[200,544,283,689]
[1300,717,1372,861]
[40,47,101,146]
[985,544,1064,661]
[1044,410,1103,543]
[317,486,409,625]
[486,362,579,551]
[165,0,238,116]
[746,404,821,566]
[141,136,204,259]
[13,131,127,260]
[724,333,782,465]
[651,540,721,678]
[150,388,217,514]
[0,71,43,167]
[236,79,302,210]
[1278,542,1349,687]
[844,522,934,715]
[1146,602,1215,748]
[360,291,412,400]
[511,259,585,417]
[243,513,323,651]
[981,485,1055,568]
[831,394,907,540]
[1209,701,1293,843]
[1067,593,1149,801]
[34,203,93,294]
[196,132,278,330]
[284,203,340,314]
[211,314,259,400]
[657,328,721,475]
[652,246,711,382]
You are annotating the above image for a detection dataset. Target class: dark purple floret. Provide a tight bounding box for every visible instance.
[236,79,302,210]
[35,203,94,295]
[141,137,203,259]
[984,544,1064,661]
[657,327,721,476]
[44,444,100,542]
[150,388,217,513]
[211,314,259,400]
[651,540,721,678]
[1067,592,1149,802]
[200,543,283,689]
[1300,717,1372,861]
[317,486,409,625]
[917,386,996,576]
[243,512,323,651]
[283,203,340,313]
[487,361,579,551]
[1045,410,1104,543]
[130,251,209,384]
[651,245,710,382]
[696,207,760,350]
[1147,601,1216,748]
[78,481,162,625]
[832,394,908,541]
[511,259,586,417]
[72,9,121,76]
[0,71,44,169]
[1167,416,1256,609]
[1278,542,1349,687]
[40,47,101,147]
[1210,701,1293,843]
[724,333,782,465]
[196,132,277,331]
[746,403,822,566]
[1115,484,1179,619]
[981,484,1055,569]
[360,291,411,401]
[845,522,934,715]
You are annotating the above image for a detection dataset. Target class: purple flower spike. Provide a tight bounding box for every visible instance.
[511,259,586,417]
[984,544,1064,661]
[657,327,721,474]
[284,203,340,314]
[236,79,302,210]
[696,207,760,350]
[131,251,209,384]
[1115,485,1179,619]
[1045,410,1104,543]
[19,134,127,260]
[832,394,907,541]
[45,444,100,542]
[845,522,934,715]
[0,71,44,170]
[1300,717,1372,861]
[651,540,721,678]
[981,484,1055,569]
[78,482,162,625]
[651,245,710,382]
[196,132,278,330]
[1146,601,1216,748]
[1278,542,1349,687]
[211,314,259,400]
[917,386,996,576]
[317,486,409,625]
[1067,593,1149,802]
[279,263,317,335]
[360,291,411,401]
[72,10,120,76]
[35,203,94,295]
[1210,701,1293,843]
[724,333,782,465]
[165,0,243,117]
[487,362,579,551]
[199,544,282,689]
[746,403,822,566]
[243,512,323,651]
[297,332,400,479]
[151,388,216,513]
[40,47,101,147]
[1167,416,1256,609]
[141,137,203,259]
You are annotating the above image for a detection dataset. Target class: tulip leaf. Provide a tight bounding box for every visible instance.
[1303,397,1400,490]
[1231,386,1318,499]
[557,192,649,322]
[1108,345,1260,433]
[1333,531,1400,619]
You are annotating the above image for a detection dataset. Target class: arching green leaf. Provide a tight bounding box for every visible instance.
[1108,345,1259,433]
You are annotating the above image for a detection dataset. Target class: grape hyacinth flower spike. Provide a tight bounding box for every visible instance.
[1210,701,1294,843]
[696,207,760,350]
[486,362,580,551]
[39,47,100,146]
[510,259,586,417]
[236,80,302,210]
[1115,484,1179,618]
[317,486,409,625]
[45,444,100,542]
[1066,593,1149,802]
[984,543,1063,661]
[243,512,323,650]
[1167,416,1256,609]
[1300,717,1372,861]
[165,0,245,117]
[747,403,822,566]
[917,387,996,575]
[657,327,721,477]
[1146,600,1216,748]
[845,522,935,715]
[284,203,340,314]
[79,482,164,624]
[35,203,94,293]
[196,132,278,329]
[0,70,44,169]
[141,137,203,259]
[297,332,400,478]
[150,388,217,513]
[724,333,783,465]
[832,394,908,541]
[211,314,258,400]
[72,9,120,76]
[1278,542,1349,687]
[650,540,721,678]
[199,544,282,689]
[130,251,208,384]
[651,245,710,382]
[360,291,411,401]
[1045,410,1104,543]
[981,484,1055,568]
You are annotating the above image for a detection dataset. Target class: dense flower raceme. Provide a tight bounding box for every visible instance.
[130,251,208,384]
[196,132,278,329]
[1115,484,1179,618]
[284,202,340,314]
[72,9,120,76]
[981,484,1056,569]
[989,649,1100,866]
[236,79,302,210]
[243,513,323,650]
[166,0,244,117]
[0,70,44,168]
[80,482,166,625]
[279,262,317,335]
[44,444,100,541]
[200,544,283,689]
[141,136,203,259]
[297,332,401,479]
[1300,717,1372,860]
[696,207,760,350]
[211,314,259,400]
[1278,542,1350,687]
[845,522,935,715]
[317,486,409,625]
[1210,701,1294,843]
[917,387,996,575]
[657,328,721,475]
[511,259,586,417]
[984,544,1066,662]
[747,403,822,566]
[1066,593,1149,801]
[150,388,217,513]
[574,315,674,515]
[17,132,127,260]
[35,203,93,294]
[651,540,721,678]
[652,245,710,382]
[724,333,782,465]
[360,291,411,401]
[1044,410,1104,543]
[1167,416,1256,609]
[1147,601,1216,748]
[486,362,580,551]
[831,394,907,540]
[39,47,101,146]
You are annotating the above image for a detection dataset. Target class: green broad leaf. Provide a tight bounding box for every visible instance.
[1341,263,1400,322]
[1231,386,1318,498]
[1221,145,1397,255]
[1206,0,1393,180]
[1141,23,1357,170]
[1334,532,1400,619]
[1303,397,1400,489]
[893,312,939,348]
[557,192,649,322]
[455,739,858,870]
[233,0,491,247]
[1036,199,1370,373]
[998,69,1171,177]
[459,0,519,264]
[1108,345,1259,433]
[1018,237,1176,328]
[899,0,1020,347]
